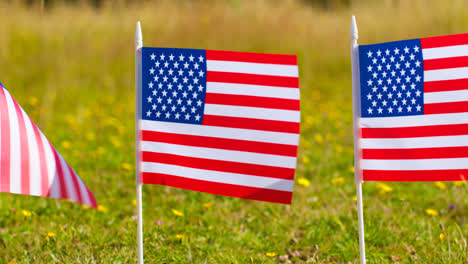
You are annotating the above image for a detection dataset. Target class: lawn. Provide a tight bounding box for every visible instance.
[0,0,467,263]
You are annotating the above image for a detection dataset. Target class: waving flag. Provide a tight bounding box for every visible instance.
[138,48,300,204]
[358,33,468,181]
[0,83,97,207]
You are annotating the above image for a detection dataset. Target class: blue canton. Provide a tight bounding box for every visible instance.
[359,39,424,118]
[141,47,207,124]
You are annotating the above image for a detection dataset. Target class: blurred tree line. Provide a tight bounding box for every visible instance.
[17,0,360,9]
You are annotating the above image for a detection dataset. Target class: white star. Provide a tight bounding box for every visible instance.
[182,92,188,98]
[195,114,201,121]
[152,90,157,96]
[404,46,409,53]
[191,107,196,113]
[178,69,184,76]
[397,92,402,98]
[367,50,373,57]
[394,48,400,54]
[407,105,412,112]
[406,91,411,97]
[168,84,173,90]
[400,69,406,76]
[382,100,388,106]
[157,97,162,103]
[378,107,383,114]
[168,69,173,75]
[188,84,193,91]
[372,86,378,93]
[381,57,386,63]
[410,54,415,60]
[197,100,202,106]
[181,106,186,112]
[156,111,161,117]
[160,54,165,60]
[377,93,383,99]
[383,86,388,92]
[172,91,178,97]
[164,62,169,68]
[158,83,163,89]
[396,77,401,84]
[171,105,176,112]
[155,61,160,68]
[378,79,383,85]
[193,78,199,84]
[405,76,411,83]
[152,104,156,110]
[165,112,170,118]
[163,76,168,82]
[367,93,372,100]
[387,78,392,84]
[183,77,188,83]
[395,63,401,69]
[173,76,178,83]
[173,62,179,68]
[169,54,174,61]
[159,69,164,74]
[392,99,398,106]
[167,98,173,104]
[401,84,407,90]
[162,90,168,96]
[402,98,407,105]
[162,104,167,111]
[372,100,377,107]
[194,63,199,69]
[367,79,373,86]
[150,68,155,74]
[411,98,416,104]
[410,68,416,75]
[377,65,382,71]
[198,56,204,62]
[392,85,397,91]
[372,58,378,64]
[188,70,194,76]
[372,72,378,78]
[391,71,396,77]
[187,99,193,105]
[386,64,391,70]
[185,113,190,120]
[368,65,373,72]
[415,75,421,82]
[416,90,421,96]
[400,55,405,61]
[388,107,393,113]
[199,71,204,77]
[414,46,420,52]
[146,110,151,117]
[177,84,183,90]
[147,96,152,103]
[179,54,185,61]
[177,98,182,105]
[416,104,422,111]
[377,50,382,56]
[398,106,403,112]
[184,62,189,68]
[193,92,198,98]
[367,107,373,114]
[385,49,390,56]
[411,83,416,89]
[154,76,159,82]
[149,82,154,88]
[387,93,393,99]
[405,62,410,68]
[415,60,421,67]
[382,72,387,78]
[189,55,194,62]
[390,56,395,63]
[150,53,156,60]
[175,113,180,119]
[198,85,204,91]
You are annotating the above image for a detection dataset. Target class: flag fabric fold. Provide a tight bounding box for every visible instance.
[139,47,300,204]
[0,83,97,207]
[357,33,468,181]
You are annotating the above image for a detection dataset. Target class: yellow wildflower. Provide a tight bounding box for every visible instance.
[22,210,32,217]
[425,209,439,216]
[61,141,71,150]
[172,209,184,217]
[353,196,357,202]
[110,136,121,148]
[46,232,56,240]
[202,202,213,208]
[122,163,133,171]
[332,177,344,185]
[377,183,393,194]
[302,155,310,165]
[8,261,18,264]
[314,133,323,144]
[266,252,277,257]
[334,145,344,154]
[439,233,445,241]
[175,234,184,240]
[434,182,446,190]
[86,132,95,141]
[28,97,38,106]
[97,205,108,213]
[297,177,310,187]
[325,133,333,141]
[132,199,137,207]
[454,181,466,187]
[348,166,355,174]
[82,205,90,210]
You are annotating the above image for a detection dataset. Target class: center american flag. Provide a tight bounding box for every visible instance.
[358,33,468,181]
[139,47,300,204]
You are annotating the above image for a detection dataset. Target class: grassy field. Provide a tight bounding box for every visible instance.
[1,0,468,263]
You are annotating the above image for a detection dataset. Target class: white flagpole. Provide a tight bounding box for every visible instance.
[135,21,144,264]
[350,16,366,264]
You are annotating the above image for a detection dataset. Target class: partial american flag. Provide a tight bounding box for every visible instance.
[139,47,300,204]
[0,83,97,207]
[358,33,468,181]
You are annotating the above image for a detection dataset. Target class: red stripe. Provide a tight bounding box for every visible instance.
[424,78,468,93]
[361,124,468,138]
[141,130,298,157]
[424,101,468,115]
[202,115,300,134]
[51,147,68,199]
[421,33,468,49]
[30,123,50,197]
[86,186,98,208]
[66,163,83,205]
[13,101,30,195]
[362,169,468,181]
[362,146,468,159]
[141,172,293,204]
[207,71,299,88]
[205,93,300,111]
[0,88,10,192]
[206,50,297,65]
[141,152,296,180]
[423,56,468,71]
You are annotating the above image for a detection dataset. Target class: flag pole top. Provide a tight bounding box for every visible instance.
[350,16,358,41]
[135,21,143,49]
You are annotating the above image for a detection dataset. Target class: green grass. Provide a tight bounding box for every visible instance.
[0,0,468,263]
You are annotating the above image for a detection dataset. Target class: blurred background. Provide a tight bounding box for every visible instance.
[0,0,467,263]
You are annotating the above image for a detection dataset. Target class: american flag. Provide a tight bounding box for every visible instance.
[358,33,468,181]
[139,47,300,204]
[0,83,97,207]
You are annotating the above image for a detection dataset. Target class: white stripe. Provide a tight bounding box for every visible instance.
[207,60,299,77]
[76,174,92,207]
[422,45,468,60]
[207,82,300,100]
[142,161,294,192]
[4,90,21,194]
[360,112,468,128]
[424,89,468,104]
[362,158,468,170]
[361,135,468,149]
[141,119,299,145]
[141,141,297,169]
[58,152,77,202]
[41,133,59,198]
[424,67,468,82]
[204,104,300,123]
[21,109,41,196]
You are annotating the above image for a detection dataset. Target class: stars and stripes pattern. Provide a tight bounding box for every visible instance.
[140,47,300,204]
[0,83,97,207]
[358,33,468,181]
